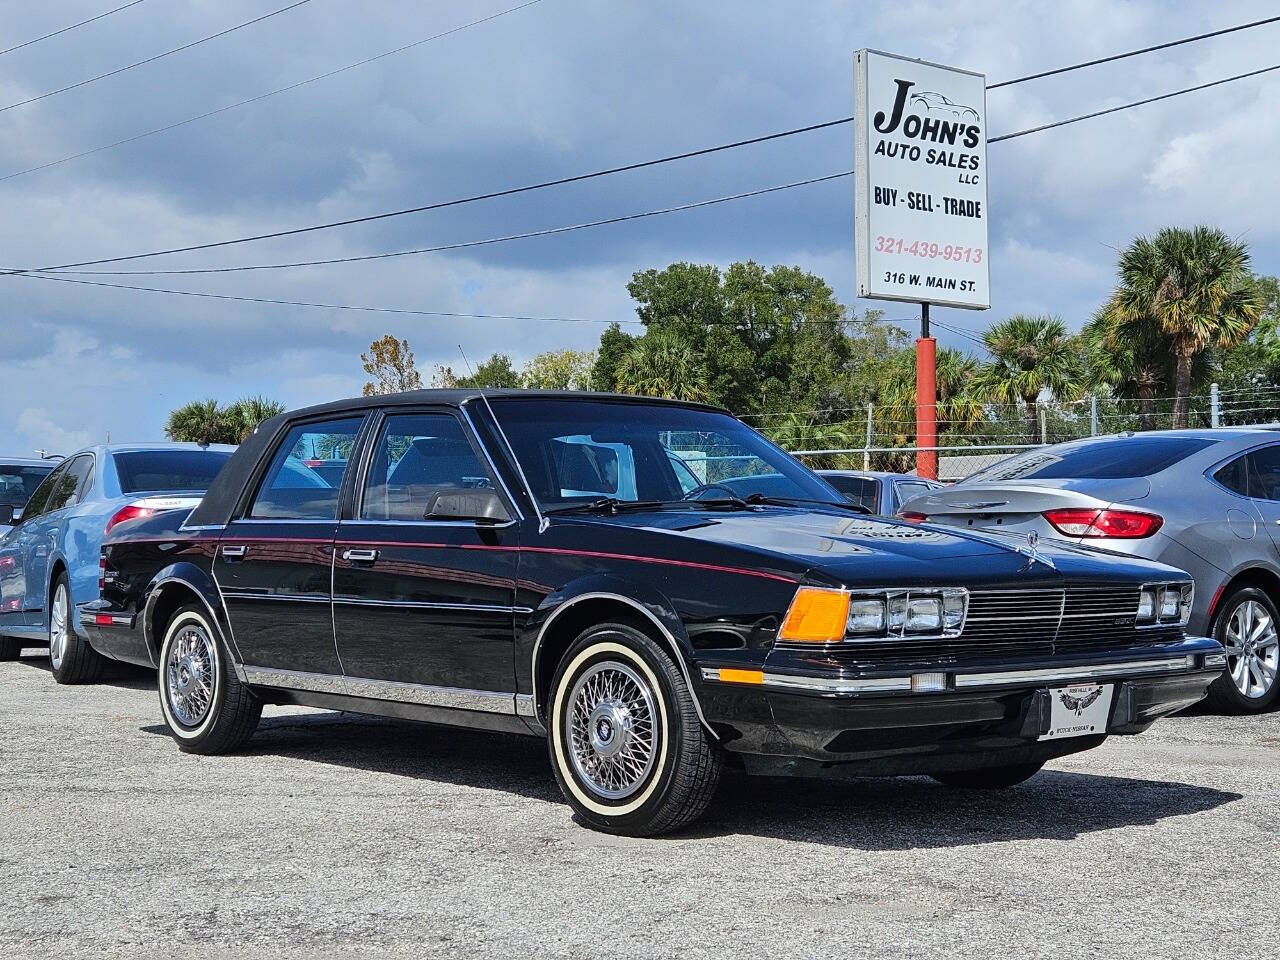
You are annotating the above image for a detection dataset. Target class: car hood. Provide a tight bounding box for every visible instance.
[561,507,1095,586]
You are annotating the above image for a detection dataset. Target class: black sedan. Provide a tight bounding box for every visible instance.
[84,391,1223,836]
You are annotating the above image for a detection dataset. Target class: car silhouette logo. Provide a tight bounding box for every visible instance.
[910,91,979,120]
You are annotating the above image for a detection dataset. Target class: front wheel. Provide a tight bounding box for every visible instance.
[1206,587,1280,714]
[158,604,261,754]
[930,762,1044,789]
[547,622,722,836]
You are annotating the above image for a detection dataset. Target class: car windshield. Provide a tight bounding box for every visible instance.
[963,436,1218,482]
[114,449,233,493]
[0,463,54,507]
[486,398,838,511]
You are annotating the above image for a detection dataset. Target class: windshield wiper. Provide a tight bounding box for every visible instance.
[543,497,667,515]
[742,493,874,515]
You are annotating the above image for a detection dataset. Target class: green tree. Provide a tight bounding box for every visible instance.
[457,353,521,389]
[223,396,286,442]
[614,330,711,401]
[1105,226,1265,428]
[521,349,595,389]
[762,414,856,469]
[974,315,1083,443]
[878,345,987,443]
[164,399,238,445]
[362,335,423,396]
[590,323,635,392]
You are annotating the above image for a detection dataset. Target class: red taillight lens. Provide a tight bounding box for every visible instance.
[1042,508,1163,539]
[105,504,154,534]
[899,511,929,524]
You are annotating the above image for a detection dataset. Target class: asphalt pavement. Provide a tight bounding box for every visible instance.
[2,649,1277,959]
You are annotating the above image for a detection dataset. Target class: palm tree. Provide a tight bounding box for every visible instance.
[614,331,711,402]
[164,399,235,445]
[1107,226,1264,428]
[224,396,286,442]
[763,414,856,469]
[879,346,989,443]
[1080,309,1166,431]
[974,315,1083,443]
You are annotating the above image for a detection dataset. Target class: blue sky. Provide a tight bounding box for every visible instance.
[3,0,1279,453]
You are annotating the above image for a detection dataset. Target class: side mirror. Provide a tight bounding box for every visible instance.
[0,504,14,526]
[425,489,510,524]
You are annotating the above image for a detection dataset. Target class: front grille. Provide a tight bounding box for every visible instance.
[825,582,1182,668]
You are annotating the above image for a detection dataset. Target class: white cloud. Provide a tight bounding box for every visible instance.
[15,408,92,455]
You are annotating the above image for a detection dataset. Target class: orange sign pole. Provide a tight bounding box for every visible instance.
[915,303,938,480]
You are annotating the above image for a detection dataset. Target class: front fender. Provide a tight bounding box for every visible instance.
[142,561,240,669]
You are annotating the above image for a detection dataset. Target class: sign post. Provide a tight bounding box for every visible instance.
[854,49,990,479]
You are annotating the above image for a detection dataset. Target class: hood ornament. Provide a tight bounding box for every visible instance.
[1018,530,1055,570]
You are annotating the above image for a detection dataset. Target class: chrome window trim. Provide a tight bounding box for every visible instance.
[461,397,545,531]
[241,665,522,715]
[530,592,717,740]
[460,402,526,522]
[337,517,517,530]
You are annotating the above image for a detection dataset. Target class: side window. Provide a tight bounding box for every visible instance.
[361,413,499,521]
[1214,455,1251,496]
[43,457,90,514]
[66,455,95,505]
[19,462,69,520]
[249,418,363,520]
[1247,446,1280,502]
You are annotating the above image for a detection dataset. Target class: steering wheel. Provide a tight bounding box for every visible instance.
[681,483,740,502]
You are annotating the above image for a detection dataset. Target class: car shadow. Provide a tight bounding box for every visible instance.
[138,711,1242,848]
[16,650,155,691]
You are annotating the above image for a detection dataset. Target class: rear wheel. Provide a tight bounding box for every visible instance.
[48,572,106,684]
[547,622,721,836]
[930,762,1044,789]
[158,604,261,754]
[1206,587,1280,714]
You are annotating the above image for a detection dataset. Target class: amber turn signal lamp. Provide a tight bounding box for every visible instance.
[779,587,850,643]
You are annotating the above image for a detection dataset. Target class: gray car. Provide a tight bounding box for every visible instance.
[898,429,1280,714]
[818,470,944,516]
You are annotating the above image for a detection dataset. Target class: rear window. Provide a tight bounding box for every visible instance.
[114,450,232,494]
[966,436,1217,481]
[0,464,55,507]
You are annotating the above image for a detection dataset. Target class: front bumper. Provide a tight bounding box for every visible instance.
[695,637,1224,775]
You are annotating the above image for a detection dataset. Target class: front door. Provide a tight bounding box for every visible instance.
[333,410,520,695]
[214,415,365,674]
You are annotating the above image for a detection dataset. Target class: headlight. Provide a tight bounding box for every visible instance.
[847,598,887,634]
[906,597,942,633]
[1138,581,1193,627]
[835,588,967,642]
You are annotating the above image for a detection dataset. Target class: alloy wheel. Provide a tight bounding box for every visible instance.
[165,623,217,727]
[566,660,659,800]
[1223,599,1280,699]
[49,584,69,670]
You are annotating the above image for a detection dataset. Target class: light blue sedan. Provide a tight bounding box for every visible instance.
[0,443,234,680]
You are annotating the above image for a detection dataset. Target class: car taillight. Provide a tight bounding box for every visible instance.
[1042,507,1163,538]
[899,511,928,524]
[105,504,154,534]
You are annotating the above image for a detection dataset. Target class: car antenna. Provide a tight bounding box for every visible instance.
[458,344,547,533]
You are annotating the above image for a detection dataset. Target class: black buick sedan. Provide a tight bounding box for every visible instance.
[83,391,1224,835]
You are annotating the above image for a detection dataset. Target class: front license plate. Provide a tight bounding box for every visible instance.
[1038,683,1114,741]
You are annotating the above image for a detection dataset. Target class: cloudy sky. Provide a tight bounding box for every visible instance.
[2,0,1278,454]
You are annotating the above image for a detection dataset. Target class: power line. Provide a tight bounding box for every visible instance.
[0,0,545,183]
[989,60,1280,143]
[0,1,147,58]
[0,0,314,114]
[986,13,1280,88]
[11,271,640,324]
[44,172,852,276]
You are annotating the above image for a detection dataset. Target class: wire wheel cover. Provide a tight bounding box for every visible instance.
[166,625,217,726]
[1224,599,1279,698]
[566,660,660,800]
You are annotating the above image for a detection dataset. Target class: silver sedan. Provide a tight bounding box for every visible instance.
[899,428,1280,714]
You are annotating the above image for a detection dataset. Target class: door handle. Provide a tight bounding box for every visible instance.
[342,548,379,563]
[220,545,247,559]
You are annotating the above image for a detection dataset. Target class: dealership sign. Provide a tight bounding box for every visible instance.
[854,49,990,310]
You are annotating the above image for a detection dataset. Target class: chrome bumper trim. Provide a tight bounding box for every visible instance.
[241,666,521,715]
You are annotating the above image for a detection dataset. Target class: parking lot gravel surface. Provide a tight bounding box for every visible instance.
[2,650,1278,959]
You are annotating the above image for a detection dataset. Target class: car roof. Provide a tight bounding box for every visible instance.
[58,442,239,459]
[272,389,730,423]
[0,457,58,467]
[1067,427,1280,443]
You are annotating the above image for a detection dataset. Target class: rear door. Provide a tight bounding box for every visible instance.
[1240,445,1280,556]
[22,455,93,624]
[214,415,366,674]
[332,409,520,695]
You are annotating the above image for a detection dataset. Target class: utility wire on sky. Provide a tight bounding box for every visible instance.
[0,1,315,114]
[0,1,147,58]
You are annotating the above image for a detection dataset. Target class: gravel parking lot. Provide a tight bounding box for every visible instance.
[2,650,1277,960]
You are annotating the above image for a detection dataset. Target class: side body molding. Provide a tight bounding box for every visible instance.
[143,561,245,676]
[527,580,718,740]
